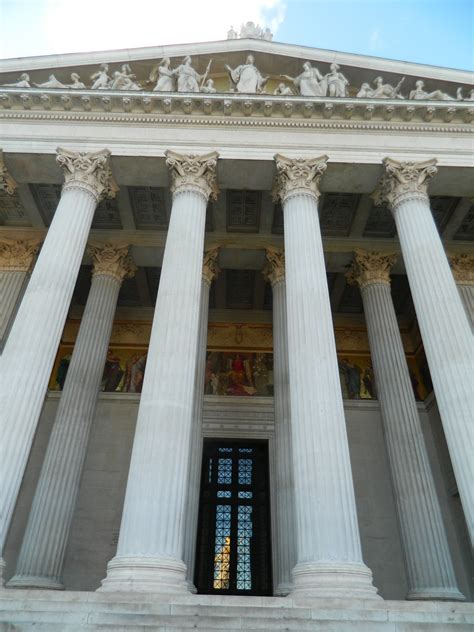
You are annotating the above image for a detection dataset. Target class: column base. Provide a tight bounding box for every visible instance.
[6,575,64,590]
[274,582,293,596]
[407,587,465,602]
[99,556,190,594]
[291,562,381,600]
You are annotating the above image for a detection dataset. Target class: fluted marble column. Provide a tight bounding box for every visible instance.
[450,254,474,329]
[100,150,219,593]
[7,244,135,590]
[263,247,296,596]
[0,148,116,583]
[348,251,464,601]
[184,247,219,591]
[0,239,40,351]
[374,158,474,546]
[273,154,379,600]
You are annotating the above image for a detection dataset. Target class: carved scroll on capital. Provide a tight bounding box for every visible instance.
[0,150,18,195]
[202,246,220,285]
[347,250,397,289]
[56,147,118,202]
[450,254,474,285]
[263,246,285,287]
[372,157,437,210]
[0,238,41,271]
[88,243,137,283]
[272,153,328,204]
[165,150,219,200]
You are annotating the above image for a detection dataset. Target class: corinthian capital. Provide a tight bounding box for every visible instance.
[165,150,219,200]
[450,254,474,285]
[56,148,118,202]
[0,238,41,271]
[273,154,328,203]
[88,243,137,283]
[372,157,437,210]
[0,150,18,195]
[263,246,285,287]
[347,250,397,289]
[202,246,220,285]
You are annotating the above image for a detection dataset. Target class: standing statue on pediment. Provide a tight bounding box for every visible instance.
[325,63,349,97]
[227,26,237,40]
[226,55,268,93]
[34,74,67,89]
[90,63,111,89]
[68,73,86,89]
[357,76,405,99]
[409,79,456,101]
[174,56,202,92]
[110,64,141,90]
[149,58,175,92]
[281,62,326,97]
[1,73,31,88]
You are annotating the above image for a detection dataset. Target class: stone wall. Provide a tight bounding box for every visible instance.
[4,392,472,600]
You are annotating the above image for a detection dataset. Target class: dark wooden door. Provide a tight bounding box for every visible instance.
[194,439,272,595]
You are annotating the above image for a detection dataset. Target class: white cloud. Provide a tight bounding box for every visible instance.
[369,28,380,51]
[40,0,286,56]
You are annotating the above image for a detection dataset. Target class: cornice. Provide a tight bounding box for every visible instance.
[0,89,472,132]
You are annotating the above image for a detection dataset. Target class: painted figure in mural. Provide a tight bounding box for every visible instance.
[281,62,326,97]
[56,354,71,390]
[2,73,31,88]
[150,58,175,92]
[226,55,268,93]
[174,56,202,92]
[362,366,376,399]
[109,64,141,90]
[409,79,456,101]
[102,350,124,392]
[123,352,147,392]
[410,370,422,401]
[90,63,111,89]
[325,63,349,98]
[339,358,362,399]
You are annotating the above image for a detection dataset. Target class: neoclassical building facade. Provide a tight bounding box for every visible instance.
[0,31,473,630]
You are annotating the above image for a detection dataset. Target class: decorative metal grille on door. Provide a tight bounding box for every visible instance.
[195,440,272,595]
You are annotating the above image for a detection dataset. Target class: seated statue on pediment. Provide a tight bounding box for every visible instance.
[357,76,405,99]
[150,58,175,92]
[281,62,326,97]
[69,73,86,89]
[273,82,294,96]
[1,73,31,88]
[109,64,141,90]
[201,79,217,93]
[409,79,456,101]
[34,74,67,89]
[325,63,349,97]
[90,63,111,89]
[174,56,202,92]
[226,55,268,93]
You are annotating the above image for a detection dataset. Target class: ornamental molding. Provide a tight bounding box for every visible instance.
[88,242,137,282]
[449,253,474,285]
[165,149,219,200]
[372,157,438,210]
[202,246,220,285]
[273,153,328,203]
[56,147,118,202]
[1,109,472,135]
[0,238,41,271]
[0,149,17,195]
[263,246,285,287]
[346,250,397,289]
[0,89,473,126]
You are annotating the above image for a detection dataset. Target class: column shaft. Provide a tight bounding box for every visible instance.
[7,245,133,589]
[353,258,463,601]
[0,188,97,573]
[101,151,218,593]
[0,271,27,348]
[393,198,473,544]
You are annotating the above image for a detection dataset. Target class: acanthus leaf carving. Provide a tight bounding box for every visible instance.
[0,149,18,195]
[202,246,220,285]
[88,242,137,282]
[372,157,438,210]
[273,153,328,203]
[165,149,219,200]
[263,246,285,287]
[0,238,41,271]
[449,253,474,285]
[347,250,397,289]
[56,147,118,201]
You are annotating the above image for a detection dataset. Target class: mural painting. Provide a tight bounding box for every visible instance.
[204,351,274,397]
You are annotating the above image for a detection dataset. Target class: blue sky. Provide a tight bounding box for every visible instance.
[0,0,472,71]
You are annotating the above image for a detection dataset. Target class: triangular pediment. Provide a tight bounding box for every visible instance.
[0,38,472,100]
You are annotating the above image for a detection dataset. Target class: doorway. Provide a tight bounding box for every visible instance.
[194,439,272,595]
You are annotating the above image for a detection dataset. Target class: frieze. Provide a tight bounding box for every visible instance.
[207,323,273,350]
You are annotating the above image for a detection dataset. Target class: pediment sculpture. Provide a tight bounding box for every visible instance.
[1,56,470,102]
